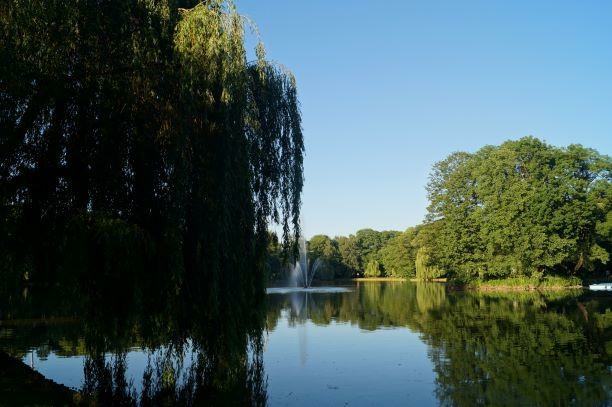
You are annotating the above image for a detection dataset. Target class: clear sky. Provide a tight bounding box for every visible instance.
[236,0,612,239]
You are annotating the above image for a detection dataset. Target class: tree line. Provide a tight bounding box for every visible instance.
[266,226,439,280]
[268,137,611,283]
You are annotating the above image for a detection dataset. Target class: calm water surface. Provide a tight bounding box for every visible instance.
[2,282,611,406]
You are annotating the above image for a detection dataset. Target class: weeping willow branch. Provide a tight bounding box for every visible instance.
[1,0,304,297]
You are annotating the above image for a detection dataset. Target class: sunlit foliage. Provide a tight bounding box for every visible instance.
[424,137,611,281]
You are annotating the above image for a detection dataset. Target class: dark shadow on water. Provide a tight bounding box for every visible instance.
[0,263,268,406]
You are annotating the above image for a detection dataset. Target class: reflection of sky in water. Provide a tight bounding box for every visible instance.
[22,344,195,393]
[265,317,436,406]
[22,352,86,390]
[4,283,612,405]
[18,309,437,405]
[14,288,439,405]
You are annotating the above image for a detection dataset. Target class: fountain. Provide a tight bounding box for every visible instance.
[289,237,323,288]
[265,236,352,294]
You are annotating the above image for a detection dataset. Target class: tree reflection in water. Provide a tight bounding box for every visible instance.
[3,281,612,405]
[0,268,268,406]
[267,282,612,406]
[80,336,267,406]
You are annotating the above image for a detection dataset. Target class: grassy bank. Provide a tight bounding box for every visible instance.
[457,275,583,291]
[352,277,408,282]
[409,278,447,283]
[281,276,580,290]
[352,277,448,282]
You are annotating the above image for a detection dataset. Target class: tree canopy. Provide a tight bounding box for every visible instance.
[424,137,611,281]
[1,1,303,309]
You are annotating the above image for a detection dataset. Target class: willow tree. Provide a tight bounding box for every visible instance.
[415,246,443,281]
[0,0,303,314]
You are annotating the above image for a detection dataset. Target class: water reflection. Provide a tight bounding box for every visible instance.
[266,282,612,406]
[0,272,268,406]
[2,281,611,405]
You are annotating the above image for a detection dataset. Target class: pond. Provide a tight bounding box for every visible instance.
[1,281,611,405]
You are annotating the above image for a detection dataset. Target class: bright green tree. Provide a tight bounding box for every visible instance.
[364,259,383,278]
[336,235,362,276]
[308,234,342,279]
[379,228,418,277]
[415,247,443,280]
[309,235,340,262]
[425,137,611,281]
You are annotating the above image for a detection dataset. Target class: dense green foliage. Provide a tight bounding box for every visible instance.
[379,228,418,277]
[415,246,443,280]
[270,226,439,280]
[363,259,382,277]
[310,229,403,279]
[0,1,303,303]
[265,229,408,281]
[424,137,611,282]
[1,5,301,402]
[289,138,610,284]
[307,234,342,279]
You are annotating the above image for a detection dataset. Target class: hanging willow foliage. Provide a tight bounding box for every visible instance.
[0,0,303,310]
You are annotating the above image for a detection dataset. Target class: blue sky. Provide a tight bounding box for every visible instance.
[236,0,612,238]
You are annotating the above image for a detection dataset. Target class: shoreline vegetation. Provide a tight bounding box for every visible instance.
[305,276,585,291]
[267,138,611,291]
[352,277,411,282]
[444,276,585,292]
[460,276,584,291]
[349,277,448,282]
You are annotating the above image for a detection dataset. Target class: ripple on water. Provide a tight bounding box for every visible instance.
[265,287,352,294]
